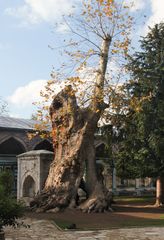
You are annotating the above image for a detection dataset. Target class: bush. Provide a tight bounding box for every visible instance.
[0,171,13,196]
[0,171,24,232]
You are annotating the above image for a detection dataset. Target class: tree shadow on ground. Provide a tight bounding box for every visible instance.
[25,202,164,230]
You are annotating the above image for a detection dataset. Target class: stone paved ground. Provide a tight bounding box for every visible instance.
[4,218,164,240]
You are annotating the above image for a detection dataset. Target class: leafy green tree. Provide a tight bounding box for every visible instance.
[116,23,164,206]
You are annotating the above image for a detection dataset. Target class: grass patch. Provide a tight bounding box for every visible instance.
[114,196,155,204]
[54,220,77,230]
[54,218,164,230]
[116,219,164,228]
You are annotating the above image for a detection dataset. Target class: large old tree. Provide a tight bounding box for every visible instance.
[31,0,133,213]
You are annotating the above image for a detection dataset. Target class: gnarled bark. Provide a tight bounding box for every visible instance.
[79,129,112,213]
[31,86,87,211]
[31,85,112,212]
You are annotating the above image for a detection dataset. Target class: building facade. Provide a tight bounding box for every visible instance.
[0,116,53,193]
[0,116,155,197]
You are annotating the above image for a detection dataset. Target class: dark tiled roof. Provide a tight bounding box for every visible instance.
[0,116,36,130]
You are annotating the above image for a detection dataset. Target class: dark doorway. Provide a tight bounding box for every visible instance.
[0,137,26,155]
[34,140,53,152]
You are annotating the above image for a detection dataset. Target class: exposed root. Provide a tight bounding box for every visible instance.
[79,193,113,213]
[154,202,164,208]
[30,187,113,214]
[30,189,74,212]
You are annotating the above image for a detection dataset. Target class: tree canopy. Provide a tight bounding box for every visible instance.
[33,0,134,137]
[115,22,164,179]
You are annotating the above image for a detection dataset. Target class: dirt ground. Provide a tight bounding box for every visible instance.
[25,198,164,229]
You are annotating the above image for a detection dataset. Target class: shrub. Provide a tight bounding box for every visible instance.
[0,171,24,232]
[0,170,13,196]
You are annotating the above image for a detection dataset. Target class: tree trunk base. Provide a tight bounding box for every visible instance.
[30,188,73,212]
[79,188,113,213]
[154,201,164,208]
[30,188,113,213]
[79,196,113,213]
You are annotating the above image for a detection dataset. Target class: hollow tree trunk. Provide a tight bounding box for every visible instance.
[31,36,112,213]
[155,176,164,207]
[30,86,88,212]
[31,86,112,212]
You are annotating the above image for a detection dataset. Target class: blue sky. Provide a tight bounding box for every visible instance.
[0,0,163,118]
